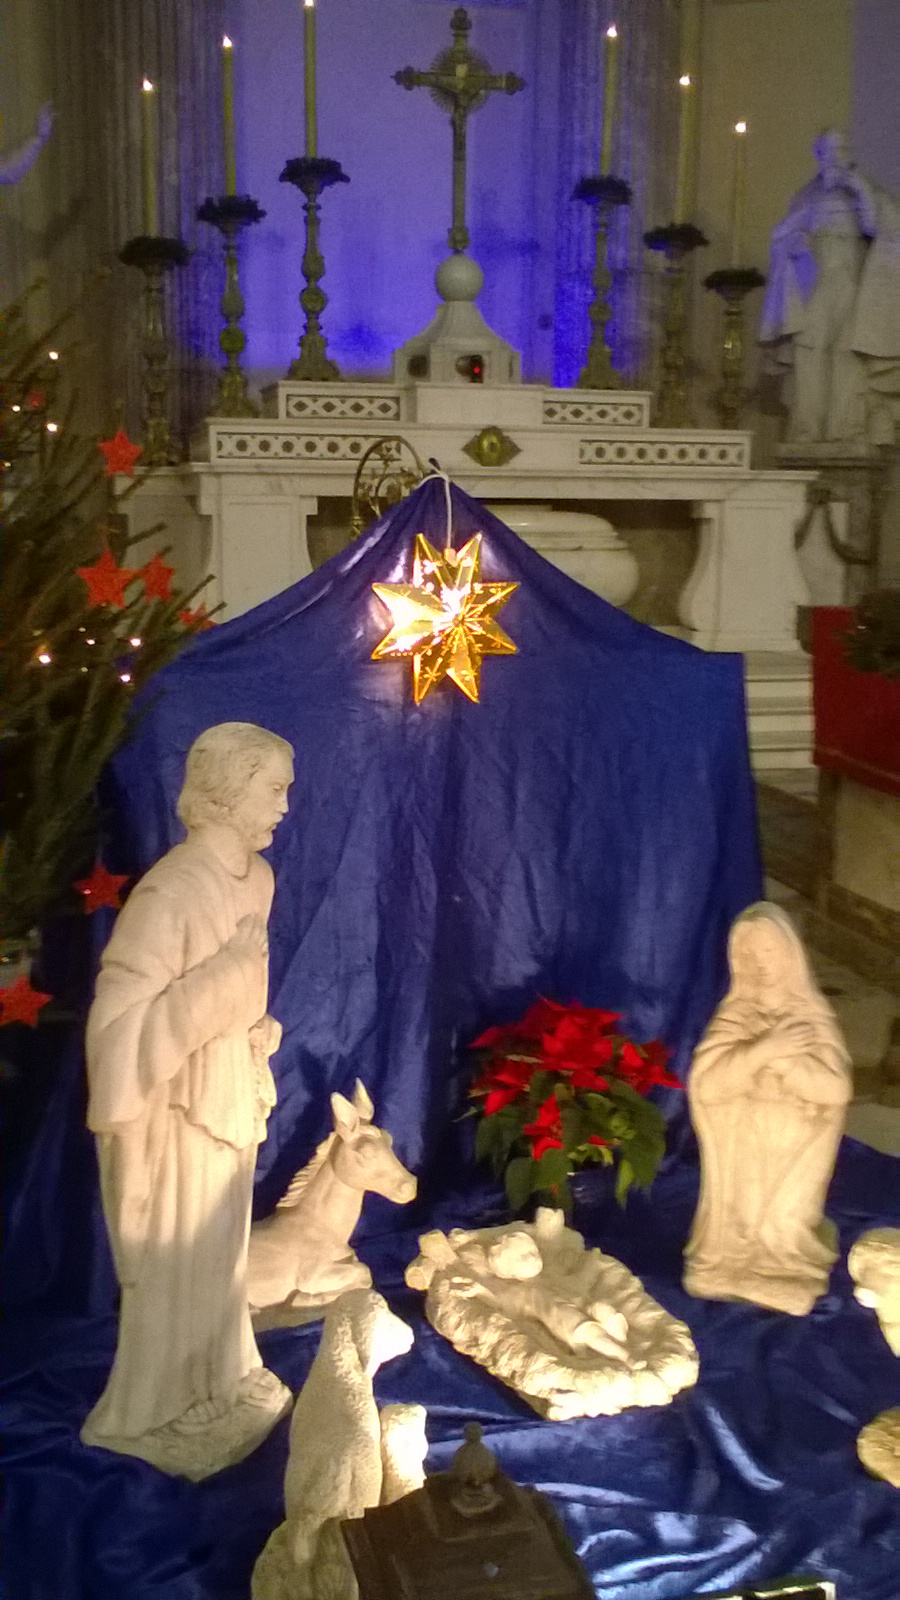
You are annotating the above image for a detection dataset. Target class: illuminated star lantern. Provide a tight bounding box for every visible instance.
[98,428,143,478]
[372,534,518,705]
[74,862,130,913]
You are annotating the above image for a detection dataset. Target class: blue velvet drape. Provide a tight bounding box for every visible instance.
[4,482,896,1598]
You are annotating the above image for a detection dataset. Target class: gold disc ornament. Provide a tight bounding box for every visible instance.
[372,534,517,705]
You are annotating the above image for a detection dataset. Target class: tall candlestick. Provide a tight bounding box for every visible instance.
[674,74,695,222]
[599,24,619,174]
[141,78,159,236]
[222,37,236,195]
[730,120,748,264]
[303,0,318,158]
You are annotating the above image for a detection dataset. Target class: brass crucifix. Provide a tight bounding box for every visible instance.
[394,7,525,255]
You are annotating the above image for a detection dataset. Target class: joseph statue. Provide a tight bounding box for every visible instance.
[81,722,295,1479]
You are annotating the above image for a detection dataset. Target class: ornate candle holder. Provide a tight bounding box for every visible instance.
[703,266,766,429]
[197,195,266,417]
[573,175,631,390]
[279,156,349,381]
[644,223,708,427]
[119,235,190,465]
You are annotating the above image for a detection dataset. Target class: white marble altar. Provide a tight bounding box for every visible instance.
[81,723,294,1479]
[247,1081,417,1330]
[122,375,813,658]
[406,1209,698,1421]
[684,903,852,1317]
[252,1289,422,1600]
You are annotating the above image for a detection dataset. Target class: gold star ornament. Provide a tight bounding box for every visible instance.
[372,534,518,705]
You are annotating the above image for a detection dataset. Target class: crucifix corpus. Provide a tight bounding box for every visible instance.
[394,7,525,256]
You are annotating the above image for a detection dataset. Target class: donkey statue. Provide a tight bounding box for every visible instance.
[248,1080,417,1329]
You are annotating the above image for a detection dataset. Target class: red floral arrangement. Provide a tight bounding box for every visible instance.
[468,998,681,1213]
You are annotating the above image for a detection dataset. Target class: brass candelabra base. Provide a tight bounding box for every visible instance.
[280,157,349,382]
[573,175,631,390]
[703,266,766,429]
[119,235,190,465]
[197,195,266,418]
[644,224,708,427]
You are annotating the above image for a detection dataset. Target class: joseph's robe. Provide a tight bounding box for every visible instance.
[82,837,277,1443]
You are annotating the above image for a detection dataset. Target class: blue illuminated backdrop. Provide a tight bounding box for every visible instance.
[224,0,677,389]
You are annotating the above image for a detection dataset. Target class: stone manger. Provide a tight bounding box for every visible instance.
[406,1208,699,1422]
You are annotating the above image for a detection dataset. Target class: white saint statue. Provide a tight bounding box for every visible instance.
[684,903,851,1317]
[80,722,295,1479]
[759,130,900,446]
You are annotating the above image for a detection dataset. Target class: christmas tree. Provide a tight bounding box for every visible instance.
[1,291,212,949]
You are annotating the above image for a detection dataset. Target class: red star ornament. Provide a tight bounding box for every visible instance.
[74,862,129,913]
[98,428,143,478]
[141,552,176,601]
[77,548,140,609]
[179,602,215,631]
[0,975,53,1027]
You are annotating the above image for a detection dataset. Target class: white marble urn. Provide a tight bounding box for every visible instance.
[486,504,639,608]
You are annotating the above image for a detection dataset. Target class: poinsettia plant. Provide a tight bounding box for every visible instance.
[468,997,681,1214]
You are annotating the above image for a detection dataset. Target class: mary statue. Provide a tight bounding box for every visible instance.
[759,130,899,446]
[683,903,851,1317]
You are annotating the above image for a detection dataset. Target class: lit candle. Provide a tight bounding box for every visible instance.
[674,74,694,222]
[222,37,237,195]
[599,24,619,174]
[730,120,748,264]
[676,0,701,221]
[141,78,159,236]
[303,0,317,158]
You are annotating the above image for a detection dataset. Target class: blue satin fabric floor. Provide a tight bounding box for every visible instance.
[3,1140,899,1600]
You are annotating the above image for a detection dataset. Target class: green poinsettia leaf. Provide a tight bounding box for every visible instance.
[624,1137,662,1189]
[536,1173,573,1216]
[505,1154,536,1212]
[560,1103,587,1155]
[526,1070,554,1111]
[536,1145,571,1189]
[615,1155,634,1206]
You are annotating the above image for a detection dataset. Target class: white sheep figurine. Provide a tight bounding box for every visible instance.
[252,1288,426,1600]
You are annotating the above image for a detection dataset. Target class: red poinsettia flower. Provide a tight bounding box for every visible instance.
[542,1012,618,1073]
[643,1037,682,1088]
[587,1134,611,1147]
[470,1056,538,1115]
[522,1094,563,1160]
[615,1037,681,1093]
[564,1063,610,1095]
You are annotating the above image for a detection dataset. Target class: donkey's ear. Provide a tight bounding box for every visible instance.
[353,1079,374,1122]
[331,1092,360,1139]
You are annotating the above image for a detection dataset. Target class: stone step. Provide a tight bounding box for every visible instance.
[742,652,813,772]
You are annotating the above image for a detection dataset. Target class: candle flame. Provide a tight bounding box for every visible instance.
[46,421,58,433]
[303,0,315,8]
[142,78,154,93]
[606,24,618,39]
[679,74,691,88]
[48,350,59,360]
[222,35,232,49]
[734,120,747,135]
